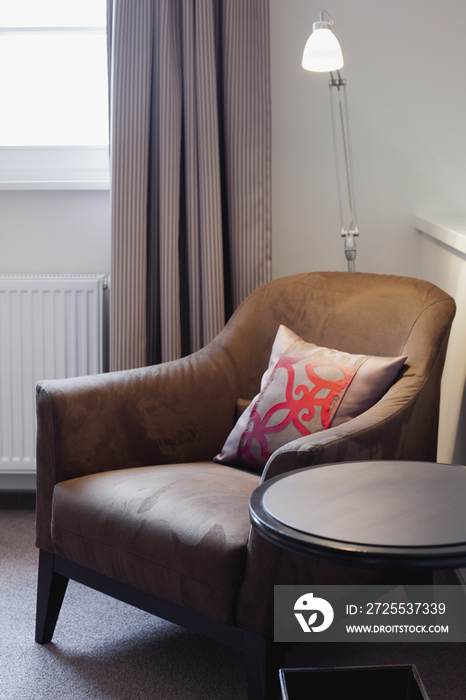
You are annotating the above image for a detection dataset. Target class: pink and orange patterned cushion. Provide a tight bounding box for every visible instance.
[215,325,407,472]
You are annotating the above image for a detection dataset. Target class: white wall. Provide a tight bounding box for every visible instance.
[0,189,111,275]
[270,0,466,278]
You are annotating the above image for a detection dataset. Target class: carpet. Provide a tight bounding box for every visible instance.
[1,509,466,699]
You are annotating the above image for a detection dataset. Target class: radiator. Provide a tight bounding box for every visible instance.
[0,274,107,474]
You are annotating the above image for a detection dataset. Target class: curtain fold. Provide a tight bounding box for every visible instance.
[109,0,153,371]
[109,0,271,371]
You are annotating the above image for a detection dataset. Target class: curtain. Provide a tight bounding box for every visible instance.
[108,0,271,371]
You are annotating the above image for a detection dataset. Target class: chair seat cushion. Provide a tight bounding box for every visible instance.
[51,462,260,624]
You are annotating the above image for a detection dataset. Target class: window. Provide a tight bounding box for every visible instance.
[0,0,109,189]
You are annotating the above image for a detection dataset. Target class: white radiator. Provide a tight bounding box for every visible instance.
[0,274,107,474]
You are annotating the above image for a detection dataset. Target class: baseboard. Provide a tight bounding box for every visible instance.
[0,473,36,508]
[0,490,36,509]
[0,473,36,491]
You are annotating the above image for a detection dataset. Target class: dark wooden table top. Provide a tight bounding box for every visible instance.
[249,460,466,569]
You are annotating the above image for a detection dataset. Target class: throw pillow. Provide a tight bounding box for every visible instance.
[214,325,407,471]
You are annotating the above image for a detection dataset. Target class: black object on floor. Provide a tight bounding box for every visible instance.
[280,665,429,700]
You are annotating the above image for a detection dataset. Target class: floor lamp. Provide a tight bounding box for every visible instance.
[302,11,358,272]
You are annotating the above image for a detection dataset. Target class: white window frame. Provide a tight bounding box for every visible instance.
[0,25,109,191]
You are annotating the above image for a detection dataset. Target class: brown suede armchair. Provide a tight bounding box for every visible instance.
[35,272,455,699]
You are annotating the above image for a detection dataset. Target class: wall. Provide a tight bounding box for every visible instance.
[270,0,466,278]
[0,189,111,275]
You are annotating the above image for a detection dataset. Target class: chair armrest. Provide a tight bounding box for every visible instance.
[35,342,238,551]
[262,363,438,482]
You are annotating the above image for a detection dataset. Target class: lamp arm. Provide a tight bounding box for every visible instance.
[328,74,359,271]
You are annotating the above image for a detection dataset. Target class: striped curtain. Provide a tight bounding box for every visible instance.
[108,0,271,370]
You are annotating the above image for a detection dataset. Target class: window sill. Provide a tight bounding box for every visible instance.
[0,179,110,191]
[0,146,109,191]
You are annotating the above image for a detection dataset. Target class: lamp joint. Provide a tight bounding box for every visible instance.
[329,71,346,89]
[313,11,334,32]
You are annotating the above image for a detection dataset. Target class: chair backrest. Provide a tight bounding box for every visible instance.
[218,271,455,402]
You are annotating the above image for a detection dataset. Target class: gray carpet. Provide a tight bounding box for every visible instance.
[1,509,466,699]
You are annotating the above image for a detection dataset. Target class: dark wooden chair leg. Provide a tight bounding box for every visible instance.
[35,549,69,644]
[245,632,290,700]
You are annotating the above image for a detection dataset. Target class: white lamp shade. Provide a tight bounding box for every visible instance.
[302,27,344,72]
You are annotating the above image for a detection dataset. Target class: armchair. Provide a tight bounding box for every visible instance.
[35,272,455,699]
